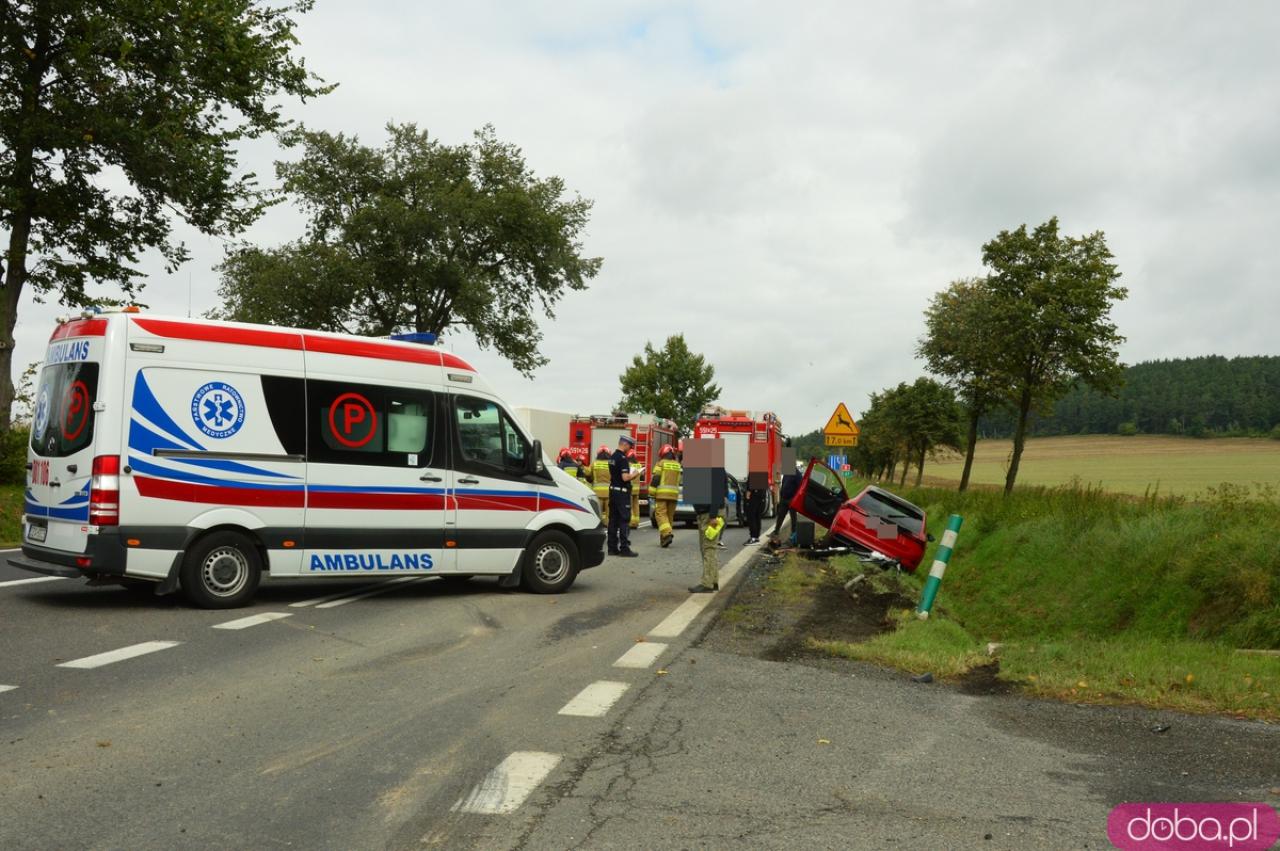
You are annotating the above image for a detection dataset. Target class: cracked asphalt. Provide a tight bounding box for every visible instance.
[4,531,1278,850]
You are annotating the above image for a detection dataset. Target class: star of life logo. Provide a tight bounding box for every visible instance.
[33,386,51,436]
[191,381,245,439]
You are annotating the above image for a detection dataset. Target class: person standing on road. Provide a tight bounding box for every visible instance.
[650,444,681,548]
[608,435,641,557]
[627,447,642,530]
[743,483,765,546]
[690,504,724,593]
[771,462,803,543]
[591,445,611,525]
[557,448,584,480]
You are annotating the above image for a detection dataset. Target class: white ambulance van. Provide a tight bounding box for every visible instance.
[11,310,606,608]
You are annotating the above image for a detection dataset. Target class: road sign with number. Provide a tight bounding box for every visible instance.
[823,402,859,446]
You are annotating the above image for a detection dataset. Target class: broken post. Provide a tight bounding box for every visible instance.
[916,514,963,620]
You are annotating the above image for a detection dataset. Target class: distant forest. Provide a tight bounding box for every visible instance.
[980,356,1280,438]
[792,356,1280,451]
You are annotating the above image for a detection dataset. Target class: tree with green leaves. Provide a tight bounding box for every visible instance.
[0,0,328,429]
[214,123,601,375]
[919,277,1009,491]
[617,335,720,434]
[981,216,1127,494]
[895,376,963,486]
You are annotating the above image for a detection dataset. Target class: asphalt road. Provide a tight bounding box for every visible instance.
[4,530,1278,850]
[0,527,751,850]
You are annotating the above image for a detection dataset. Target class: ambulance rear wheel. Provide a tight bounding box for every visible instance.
[520,531,579,594]
[180,531,262,609]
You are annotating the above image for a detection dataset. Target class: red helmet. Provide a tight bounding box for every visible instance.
[558,447,572,458]
[597,445,610,458]
[660,444,676,459]
[598,444,610,455]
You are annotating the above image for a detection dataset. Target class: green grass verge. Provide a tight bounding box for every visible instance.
[1,484,22,547]
[806,476,1280,719]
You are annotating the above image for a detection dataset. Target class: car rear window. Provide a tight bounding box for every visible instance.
[30,362,100,458]
[857,489,924,535]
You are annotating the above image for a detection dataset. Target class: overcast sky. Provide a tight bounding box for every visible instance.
[13,1,1280,433]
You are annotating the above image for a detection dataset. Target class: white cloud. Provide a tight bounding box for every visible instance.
[11,0,1280,431]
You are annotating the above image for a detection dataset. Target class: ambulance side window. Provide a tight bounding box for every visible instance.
[453,395,532,476]
[307,380,434,467]
[261,375,306,456]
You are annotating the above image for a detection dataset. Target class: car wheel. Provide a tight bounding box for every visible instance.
[520,530,579,594]
[180,531,262,609]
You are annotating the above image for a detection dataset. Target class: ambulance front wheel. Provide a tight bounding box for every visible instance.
[180,531,262,609]
[520,530,579,594]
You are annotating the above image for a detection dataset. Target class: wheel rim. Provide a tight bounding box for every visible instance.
[201,546,250,597]
[532,541,570,585]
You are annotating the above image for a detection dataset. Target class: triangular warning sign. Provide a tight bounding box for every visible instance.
[823,402,859,436]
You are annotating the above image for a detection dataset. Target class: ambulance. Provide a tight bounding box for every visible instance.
[11,310,606,608]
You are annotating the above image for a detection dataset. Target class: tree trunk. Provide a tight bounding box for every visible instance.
[1004,385,1034,495]
[959,410,980,492]
[899,456,909,486]
[1,217,33,433]
[914,444,925,487]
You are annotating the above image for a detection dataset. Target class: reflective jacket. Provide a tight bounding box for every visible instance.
[591,458,611,496]
[651,459,682,500]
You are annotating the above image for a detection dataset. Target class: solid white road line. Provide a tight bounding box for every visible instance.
[57,640,182,670]
[558,681,630,718]
[648,595,714,639]
[452,752,563,815]
[0,576,66,589]
[613,641,668,669]
[0,685,16,694]
[646,542,757,639]
[212,612,292,630]
[315,576,433,608]
[288,582,385,608]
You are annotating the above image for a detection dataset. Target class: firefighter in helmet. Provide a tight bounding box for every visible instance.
[591,445,611,524]
[557,447,583,479]
[651,443,682,547]
[627,447,643,529]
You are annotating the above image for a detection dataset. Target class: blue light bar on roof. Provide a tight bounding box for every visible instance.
[390,332,438,345]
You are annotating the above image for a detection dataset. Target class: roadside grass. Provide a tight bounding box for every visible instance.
[802,475,1280,720]
[925,435,1280,497]
[763,554,823,604]
[1,484,22,547]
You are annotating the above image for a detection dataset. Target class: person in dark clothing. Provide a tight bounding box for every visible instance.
[771,464,802,540]
[743,486,765,545]
[607,434,641,556]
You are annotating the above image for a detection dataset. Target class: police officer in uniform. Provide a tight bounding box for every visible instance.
[608,435,641,557]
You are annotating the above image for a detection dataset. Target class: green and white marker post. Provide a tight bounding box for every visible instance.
[917,514,963,620]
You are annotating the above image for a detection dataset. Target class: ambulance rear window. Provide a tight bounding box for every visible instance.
[30,362,99,458]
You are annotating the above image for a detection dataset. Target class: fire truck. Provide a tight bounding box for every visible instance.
[567,413,679,515]
[694,407,785,517]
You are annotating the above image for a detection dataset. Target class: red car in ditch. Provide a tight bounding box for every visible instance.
[789,460,930,571]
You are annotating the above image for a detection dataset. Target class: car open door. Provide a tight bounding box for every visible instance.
[789,460,849,529]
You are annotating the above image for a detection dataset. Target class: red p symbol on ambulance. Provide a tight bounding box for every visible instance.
[328,392,377,448]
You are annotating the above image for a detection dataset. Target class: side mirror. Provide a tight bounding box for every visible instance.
[527,439,542,475]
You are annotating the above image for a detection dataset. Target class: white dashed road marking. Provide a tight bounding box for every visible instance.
[452,752,563,815]
[558,681,630,718]
[0,576,66,589]
[315,576,433,608]
[212,612,292,630]
[57,641,182,669]
[0,685,16,694]
[613,641,668,669]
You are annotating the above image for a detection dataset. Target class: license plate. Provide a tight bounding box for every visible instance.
[27,523,46,543]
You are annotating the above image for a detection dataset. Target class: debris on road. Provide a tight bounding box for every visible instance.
[912,672,934,684]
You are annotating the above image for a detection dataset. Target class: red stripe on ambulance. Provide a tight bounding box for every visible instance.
[49,318,108,341]
[131,317,474,371]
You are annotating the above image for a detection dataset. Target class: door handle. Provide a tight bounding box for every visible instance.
[50,478,61,488]
[420,473,443,482]
[457,477,480,485]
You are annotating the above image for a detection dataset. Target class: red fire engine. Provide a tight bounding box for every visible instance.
[694,407,785,515]
[567,413,679,511]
